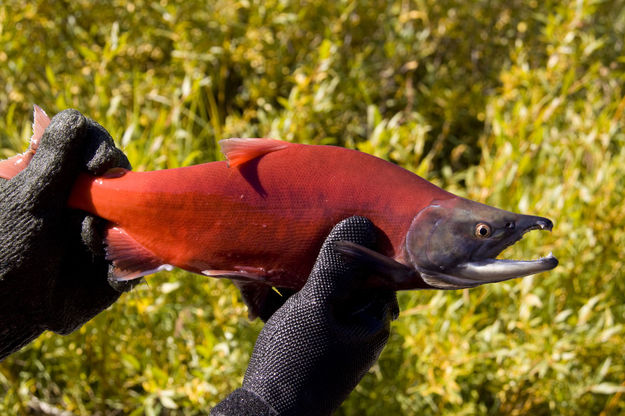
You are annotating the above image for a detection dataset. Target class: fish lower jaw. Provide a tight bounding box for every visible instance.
[419,253,559,290]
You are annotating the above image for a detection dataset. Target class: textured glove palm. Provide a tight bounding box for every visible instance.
[0,109,133,360]
[212,216,399,416]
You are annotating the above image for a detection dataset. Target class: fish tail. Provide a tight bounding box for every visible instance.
[0,105,50,179]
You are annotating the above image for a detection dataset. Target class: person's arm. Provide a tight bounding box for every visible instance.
[212,216,399,416]
[0,109,135,360]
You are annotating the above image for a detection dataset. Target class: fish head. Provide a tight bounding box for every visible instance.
[405,197,558,289]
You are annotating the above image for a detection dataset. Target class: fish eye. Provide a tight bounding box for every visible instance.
[475,223,492,238]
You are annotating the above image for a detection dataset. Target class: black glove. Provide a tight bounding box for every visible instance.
[0,109,134,361]
[212,216,399,416]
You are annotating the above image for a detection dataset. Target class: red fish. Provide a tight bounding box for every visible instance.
[1,107,558,318]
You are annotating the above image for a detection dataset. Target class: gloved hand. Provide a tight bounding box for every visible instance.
[212,216,399,416]
[0,109,135,361]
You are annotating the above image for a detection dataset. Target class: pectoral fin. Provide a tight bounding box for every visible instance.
[334,241,416,286]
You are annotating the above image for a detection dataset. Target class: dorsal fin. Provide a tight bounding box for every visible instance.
[219,138,289,167]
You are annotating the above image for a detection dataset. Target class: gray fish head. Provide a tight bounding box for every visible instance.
[405,197,558,289]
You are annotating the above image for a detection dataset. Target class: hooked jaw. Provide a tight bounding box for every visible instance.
[451,252,558,284]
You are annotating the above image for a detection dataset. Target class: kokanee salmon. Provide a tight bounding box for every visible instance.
[0,107,558,318]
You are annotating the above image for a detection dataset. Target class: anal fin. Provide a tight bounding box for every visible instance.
[105,226,173,281]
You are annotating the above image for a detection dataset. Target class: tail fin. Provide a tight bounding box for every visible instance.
[0,105,50,179]
[31,104,50,149]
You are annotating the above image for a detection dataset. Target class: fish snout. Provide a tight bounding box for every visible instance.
[516,215,553,234]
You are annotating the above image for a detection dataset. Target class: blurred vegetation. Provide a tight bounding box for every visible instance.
[1,0,624,414]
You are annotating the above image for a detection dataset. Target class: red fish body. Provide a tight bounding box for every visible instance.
[69,141,453,290]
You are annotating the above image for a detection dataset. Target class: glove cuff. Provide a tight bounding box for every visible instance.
[211,388,278,416]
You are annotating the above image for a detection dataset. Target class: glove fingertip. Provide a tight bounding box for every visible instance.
[15,110,88,205]
[38,109,87,149]
[327,216,376,249]
[303,216,377,297]
[82,119,132,175]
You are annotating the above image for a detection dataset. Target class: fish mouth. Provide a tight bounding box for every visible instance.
[420,217,558,289]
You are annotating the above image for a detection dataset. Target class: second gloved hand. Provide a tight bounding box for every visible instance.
[212,216,399,416]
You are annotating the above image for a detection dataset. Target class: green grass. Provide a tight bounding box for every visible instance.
[1,0,624,414]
